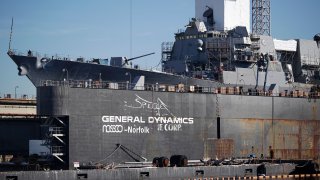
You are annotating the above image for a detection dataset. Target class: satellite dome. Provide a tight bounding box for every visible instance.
[196,39,204,47]
[314,33,320,41]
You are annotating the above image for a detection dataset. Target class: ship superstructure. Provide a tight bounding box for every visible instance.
[162,0,320,91]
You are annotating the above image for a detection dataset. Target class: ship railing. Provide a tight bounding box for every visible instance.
[49,127,64,135]
[51,146,64,154]
[1,93,36,100]
[8,49,85,62]
[8,49,44,59]
[39,80,320,99]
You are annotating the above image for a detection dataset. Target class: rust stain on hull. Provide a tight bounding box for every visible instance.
[204,138,235,159]
[221,118,320,160]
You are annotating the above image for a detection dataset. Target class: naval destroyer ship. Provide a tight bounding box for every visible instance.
[4,0,320,174]
[7,2,320,91]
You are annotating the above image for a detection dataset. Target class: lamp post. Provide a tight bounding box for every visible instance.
[15,86,19,99]
[62,68,69,81]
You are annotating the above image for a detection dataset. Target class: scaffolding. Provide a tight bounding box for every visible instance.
[252,0,271,36]
[41,116,68,165]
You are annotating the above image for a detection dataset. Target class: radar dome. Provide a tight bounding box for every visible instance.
[196,39,204,47]
[314,33,320,41]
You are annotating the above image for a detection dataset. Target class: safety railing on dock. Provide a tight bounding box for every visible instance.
[0,93,36,100]
[39,80,320,99]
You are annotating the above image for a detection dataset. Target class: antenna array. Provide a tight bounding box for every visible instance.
[252,0,271,36]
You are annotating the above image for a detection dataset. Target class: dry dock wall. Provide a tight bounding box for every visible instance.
[37,86,320,169]
[0,164,296,180]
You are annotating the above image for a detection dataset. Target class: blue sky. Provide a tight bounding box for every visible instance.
[0,0,319,97]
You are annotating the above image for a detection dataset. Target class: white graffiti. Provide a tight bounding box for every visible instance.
[124,94,174,116]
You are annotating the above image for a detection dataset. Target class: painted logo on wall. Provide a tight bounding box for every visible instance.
[102,94,194,134]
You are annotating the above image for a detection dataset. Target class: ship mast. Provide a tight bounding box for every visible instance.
[252,0,271,35]
[130,0,133,58]
[8,17,14,51]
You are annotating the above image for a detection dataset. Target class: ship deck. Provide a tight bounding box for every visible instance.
[40,79,320,99]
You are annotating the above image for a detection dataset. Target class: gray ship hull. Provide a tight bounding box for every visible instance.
[9,54,219,87]
[37,86,320,169]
